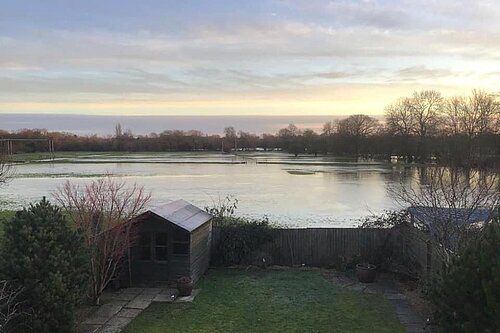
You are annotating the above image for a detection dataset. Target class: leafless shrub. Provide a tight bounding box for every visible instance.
[0,280,29,333]
[0,155,13,187]
[54,175,151,305]
[390,167,499,258]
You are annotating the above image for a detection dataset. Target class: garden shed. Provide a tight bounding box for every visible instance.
[128,199,213,286]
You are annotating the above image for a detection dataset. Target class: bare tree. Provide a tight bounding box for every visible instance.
[337,114,380,137]
[410,90,443,137]
[114,123,123,139]
[385,97,415,136]
[444,90,499,138]
[322,121,335,136]
[0,280,28,332]
[391,167,499,259]
[278,124,301,138]
[54,175,151,305]
[0,154,12,187]
[443,96,466,136]
[337,114,379,156]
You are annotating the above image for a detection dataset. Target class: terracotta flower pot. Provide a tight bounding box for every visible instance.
[356,263,377,283]
[177,276,193,296]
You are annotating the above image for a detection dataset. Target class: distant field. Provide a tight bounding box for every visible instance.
[8,151,246,165]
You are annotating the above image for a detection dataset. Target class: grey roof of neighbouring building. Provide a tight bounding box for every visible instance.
[408,206,495,227]
[147,199,213,232]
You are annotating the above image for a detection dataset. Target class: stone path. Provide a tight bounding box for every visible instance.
[325,272,430,333]
[80,287,195,333]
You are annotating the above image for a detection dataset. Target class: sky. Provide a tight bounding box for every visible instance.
[0,0,499,117]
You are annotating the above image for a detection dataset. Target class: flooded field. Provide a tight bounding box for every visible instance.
[1,152,418,227]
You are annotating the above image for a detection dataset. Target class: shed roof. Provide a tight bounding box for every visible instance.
[408,206,494,227]
[148,199,212,232]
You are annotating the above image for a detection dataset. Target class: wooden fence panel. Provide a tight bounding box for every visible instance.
[212,227,391,267]
[212,225,443,280]
[389,224,445,280]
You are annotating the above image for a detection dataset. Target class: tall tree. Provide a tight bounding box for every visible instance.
[410,90,443,138]
[443,96,466,136]
[451,90,499,138]
[322,121,335,136]
[385,97,415,136]
[114,123,123,139]
[337,114,379,156]
[223,126,237,151]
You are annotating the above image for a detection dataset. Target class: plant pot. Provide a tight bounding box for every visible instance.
[356,263,377,283]
[177,278,193,296]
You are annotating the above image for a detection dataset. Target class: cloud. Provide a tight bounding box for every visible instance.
[0,0,498,115]
[393,66,455,80]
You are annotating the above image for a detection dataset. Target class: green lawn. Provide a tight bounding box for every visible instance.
[124,269,404,333]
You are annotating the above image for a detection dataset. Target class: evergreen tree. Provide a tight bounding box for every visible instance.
[431,221,499,332]
[0,198,88,333]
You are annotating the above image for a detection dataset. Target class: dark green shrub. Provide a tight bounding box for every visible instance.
[0,198,88,333]
[212,217,274,266]
[431,221,499,332]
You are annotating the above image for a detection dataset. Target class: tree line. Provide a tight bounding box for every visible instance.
[1,89,498,167]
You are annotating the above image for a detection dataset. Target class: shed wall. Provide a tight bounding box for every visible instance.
[190,221,212,282]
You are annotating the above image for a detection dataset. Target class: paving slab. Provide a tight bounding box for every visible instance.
[175,289,201,303]
[142,288,162,295]
[93,300,127,319]
[116,308,142,319]
[98,325,122,333]
[107,292,138,301]
[153,293,177,303]
[125,299,152,310]
[105,316,133,328]
[120,288,144,294]
[133,293,157,301]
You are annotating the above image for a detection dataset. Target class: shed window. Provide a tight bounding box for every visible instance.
[173,229,189,255]
[155,232,168,261]
[139,233,151,260]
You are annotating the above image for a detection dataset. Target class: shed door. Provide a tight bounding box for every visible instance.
[133,232,169,283]
[152,232,169,280]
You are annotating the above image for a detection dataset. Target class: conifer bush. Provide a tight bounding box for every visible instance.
[431,221,499,332]
[0,198,88,333]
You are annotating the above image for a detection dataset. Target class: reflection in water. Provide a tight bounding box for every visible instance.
[1,153,497,227]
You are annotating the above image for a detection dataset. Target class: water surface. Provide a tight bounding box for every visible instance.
[1,152,416,227]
